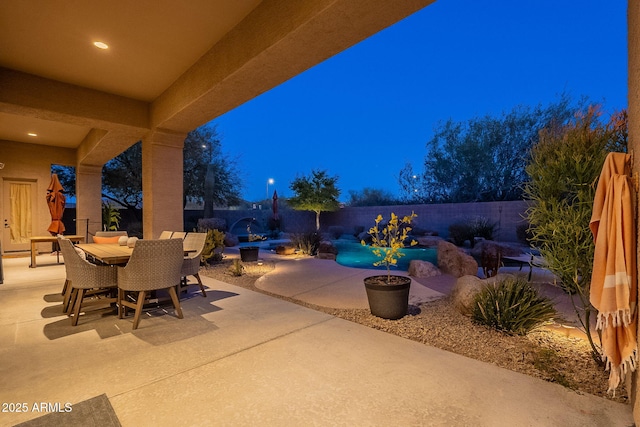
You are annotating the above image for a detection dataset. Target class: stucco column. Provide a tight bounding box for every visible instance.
[630,0,640,420]
[142,129,186,239]
[75,163,103,240]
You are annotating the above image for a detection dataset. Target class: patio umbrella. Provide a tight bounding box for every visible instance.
[272,190,279,220]
[589,152,637,394]
[46,173,66,235]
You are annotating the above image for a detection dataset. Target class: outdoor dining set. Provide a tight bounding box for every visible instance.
[56,230,207,330]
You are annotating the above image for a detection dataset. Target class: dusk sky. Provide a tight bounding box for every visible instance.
[213,0,627,203]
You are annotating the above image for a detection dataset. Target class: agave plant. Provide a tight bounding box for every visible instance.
[472,277,556,335]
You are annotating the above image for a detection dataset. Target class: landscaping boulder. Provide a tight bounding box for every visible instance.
[451,275,484,316]
[437,241,478,278]
[415,236,444,248]
[317,240,338,260]
[408,260,441,278]
[451,273,515,316]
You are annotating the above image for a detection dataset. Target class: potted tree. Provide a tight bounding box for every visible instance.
[239,222,265,262]
[361,212,417,319]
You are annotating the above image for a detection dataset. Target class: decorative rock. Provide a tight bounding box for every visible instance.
[118,236,128,246]
[437,241,478,278]
[408,260,441,278]
[451,275,484,316]
[127,237,138,248]
[316,252,336,260]
[415,236,444,247]
[276,245,296,255]
[451,273,516,316]
[318,240,338,255]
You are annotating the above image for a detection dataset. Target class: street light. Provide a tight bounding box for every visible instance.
[266,178,274,200]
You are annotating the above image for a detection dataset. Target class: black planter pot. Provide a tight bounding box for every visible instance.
[363,275,411,320]
[239,246,260,262]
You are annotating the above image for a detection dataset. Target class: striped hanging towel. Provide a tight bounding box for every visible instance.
[589,152,637,394]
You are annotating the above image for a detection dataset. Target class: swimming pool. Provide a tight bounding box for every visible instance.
[333,239,437,271]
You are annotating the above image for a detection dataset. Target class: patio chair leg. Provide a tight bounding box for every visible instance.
[71,289,85,326]
[131,291,146,330]
[63,282,74,314]
[194,273,206,297]
[118,289,125,319]
[168,286,183,319]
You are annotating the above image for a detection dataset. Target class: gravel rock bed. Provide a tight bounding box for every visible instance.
[201,259,627,403]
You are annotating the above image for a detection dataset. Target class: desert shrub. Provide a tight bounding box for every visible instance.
[229,259,244,276]
[470,216,498,241]
[201,229,225,265]
[472,277,556,335]
[327,225,344,239]
[448,222,474,246]
[290,232,321,255]
[449,217,497,246]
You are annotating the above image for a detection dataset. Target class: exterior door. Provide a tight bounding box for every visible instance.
[2,180,37,252]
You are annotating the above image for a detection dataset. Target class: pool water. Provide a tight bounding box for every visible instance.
[333,239,437,271]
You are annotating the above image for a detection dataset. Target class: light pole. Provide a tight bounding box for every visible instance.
[266,178,274,200]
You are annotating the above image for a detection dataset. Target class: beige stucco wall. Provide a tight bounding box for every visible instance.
[629,0,640,421]
[0,140,75,253]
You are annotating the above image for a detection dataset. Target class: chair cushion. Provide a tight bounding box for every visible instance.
[74,247,87,260]
[93,236,121,244]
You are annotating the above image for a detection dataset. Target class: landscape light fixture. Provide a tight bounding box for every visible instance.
[93,41,109,49]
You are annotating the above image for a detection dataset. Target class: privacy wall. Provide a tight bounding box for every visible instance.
[208,200,529,243]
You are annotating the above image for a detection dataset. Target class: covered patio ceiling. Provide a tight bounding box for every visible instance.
[0,0,434,166]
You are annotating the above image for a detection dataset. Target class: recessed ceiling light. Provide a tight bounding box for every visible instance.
[27,132,37,137]
[93,41,109,50]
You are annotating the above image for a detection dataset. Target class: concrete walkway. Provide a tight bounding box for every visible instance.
[0,252,634,426]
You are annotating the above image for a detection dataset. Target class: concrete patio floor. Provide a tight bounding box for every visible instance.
[0,252,633,426]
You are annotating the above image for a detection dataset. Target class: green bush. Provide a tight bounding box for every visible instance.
[290,232,321,255]
[201,229,225,265]
[229,259,244,276]
[472,277,556,335]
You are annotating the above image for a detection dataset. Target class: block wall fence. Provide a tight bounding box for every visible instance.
[205,200,530,243]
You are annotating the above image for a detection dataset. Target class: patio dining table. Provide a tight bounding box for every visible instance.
[76,242,196,265]
[75,243,133,265]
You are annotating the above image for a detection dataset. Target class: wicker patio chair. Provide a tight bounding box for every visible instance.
[179,232,207,297]
[159,231,173,239]
[58,237,118,326]
[171,231,187,240]
[117,239,184,330]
